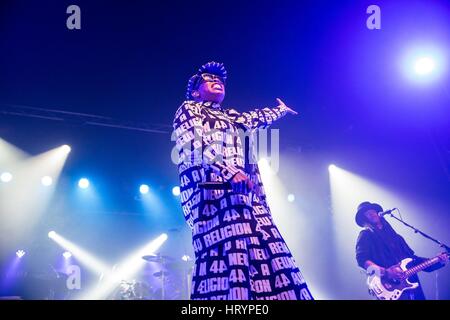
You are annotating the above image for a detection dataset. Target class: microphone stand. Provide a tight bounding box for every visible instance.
[385,211,450,252]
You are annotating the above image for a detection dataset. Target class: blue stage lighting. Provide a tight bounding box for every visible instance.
[78,178,90,189]
[414,57,435,75]
[139,184,149,194]
[172,186,180,196]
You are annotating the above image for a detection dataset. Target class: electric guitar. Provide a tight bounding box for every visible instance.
[367,253,448,300]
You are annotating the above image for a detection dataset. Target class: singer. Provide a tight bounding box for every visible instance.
[172,61,313,300]
[354,201,448,300]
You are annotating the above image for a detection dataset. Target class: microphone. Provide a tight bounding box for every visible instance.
[378,208,397,217]
[197,181,232,190]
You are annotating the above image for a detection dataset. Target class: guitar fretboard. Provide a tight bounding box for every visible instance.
[404,257,440,278]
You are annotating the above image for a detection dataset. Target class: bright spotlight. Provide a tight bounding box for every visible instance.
[78,178,90,189]
[414,57,435,75]
[48,231,56,238]
[258,158,269,167]
[403,48,445,83]
[328,164,337,172]
[139,184,149,195]
[181,255,191,262]
[172,186,180,196]
[41,176,53,187]
[16,250,26,258]
[81,233,169,299]
[61,145,71,154]
[49,231,110,275]
[1,172,13,183]
[0,145,71,243]
[287,194,295,202]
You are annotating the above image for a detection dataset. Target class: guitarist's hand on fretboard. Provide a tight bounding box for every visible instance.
[438,252,449,265]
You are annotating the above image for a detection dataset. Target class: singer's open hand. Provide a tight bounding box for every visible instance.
[276,98,298,115]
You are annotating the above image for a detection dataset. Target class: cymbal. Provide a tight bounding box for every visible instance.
[142,254,174,263]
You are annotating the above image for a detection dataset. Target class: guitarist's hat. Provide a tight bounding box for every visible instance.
[355,201,383,227]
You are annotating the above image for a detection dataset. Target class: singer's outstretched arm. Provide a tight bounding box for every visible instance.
[225,98,297,130]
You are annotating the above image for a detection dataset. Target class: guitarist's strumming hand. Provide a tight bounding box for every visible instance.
[365,260,405,280]
[386,266,406,281]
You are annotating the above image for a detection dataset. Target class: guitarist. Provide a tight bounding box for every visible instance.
[355,201,448,300]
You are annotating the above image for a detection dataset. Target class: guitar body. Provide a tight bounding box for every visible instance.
[367,258,419,300]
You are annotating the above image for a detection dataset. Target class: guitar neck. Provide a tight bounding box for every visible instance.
[404,256,441,278]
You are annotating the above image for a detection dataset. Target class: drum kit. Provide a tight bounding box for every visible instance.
[112,279,152,300]
[112,253,193,300]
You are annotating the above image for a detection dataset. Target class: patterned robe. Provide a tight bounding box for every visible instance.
[173,100,313,300]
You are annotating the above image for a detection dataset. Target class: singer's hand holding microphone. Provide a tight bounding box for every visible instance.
[197,171,254,193]
[230,171,254,194]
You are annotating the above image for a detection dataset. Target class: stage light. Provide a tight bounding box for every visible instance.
[181,255,191,262]
[0,138,28,166]
[139,184,149,195]
[287,194,295,202]
[258,158,284,203]
[328,164,337,172]
[16,250,26,258]
[81,233,168,299]
[61,145,71,154]
[49,231,109,275]
[1,172,13,183]
[78,178,90,189]
[0,145,70,244]
[403,47,445,83]
[414,57,435,75]
[258,158,270,169]
[41,176,53,187]
[172,186,180,196]
[139,185,165,214]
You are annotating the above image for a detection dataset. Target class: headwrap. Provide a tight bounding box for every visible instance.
[186,61,227,100]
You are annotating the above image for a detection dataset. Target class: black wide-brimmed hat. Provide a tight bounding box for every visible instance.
[186,61,227,100]
[355,201,383,227]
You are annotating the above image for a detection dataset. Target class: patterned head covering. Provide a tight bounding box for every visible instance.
[186,61,227,100]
